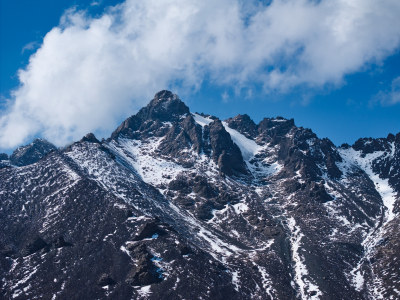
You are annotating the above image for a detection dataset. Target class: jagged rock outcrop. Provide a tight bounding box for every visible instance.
[111,90,190,140]
[80,133,100,144]
[205,119,248,176]
[9,138,57,166]
[225,114,257,139]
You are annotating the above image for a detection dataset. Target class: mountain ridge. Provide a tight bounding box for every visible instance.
[1,90,399,300]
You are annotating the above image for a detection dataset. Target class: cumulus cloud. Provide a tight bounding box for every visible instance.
[1,0,400,148]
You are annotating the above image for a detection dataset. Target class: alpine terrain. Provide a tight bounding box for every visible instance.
[1,90,399,300]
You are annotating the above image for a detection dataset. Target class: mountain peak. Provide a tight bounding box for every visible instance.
[142,90,190,121]
[111,91,190,139]
[80,133,100,144]
[225,114,257,139]
[154,90,176,100]
[9,138,57,166]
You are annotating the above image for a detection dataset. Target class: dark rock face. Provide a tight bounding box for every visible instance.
[53,236,73,248]
[9,138,57,166]
[1,91,399,300]
[111,91,190,139]
[158,114,203,158]
[126,243,163,286]
[22,237,49,256]
[225,114,257,139]
[0,244,16,258]
[258,117,295,143]
[80,133,100,144]
[133,221,166,241]
[0,153,8,160]
[141,90,190,121]
[205,119,248,176]
[353,137,388,155]
[98,274,116,286]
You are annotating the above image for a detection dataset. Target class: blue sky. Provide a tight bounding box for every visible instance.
[1,0,400,152]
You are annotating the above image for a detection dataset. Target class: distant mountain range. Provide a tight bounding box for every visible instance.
[1,90,399,299]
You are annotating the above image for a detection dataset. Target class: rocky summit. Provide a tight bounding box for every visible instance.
[1,90,399,300]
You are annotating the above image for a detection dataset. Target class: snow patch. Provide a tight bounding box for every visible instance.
[231,271,240,291]
[352,270,365,291]
[137,285,152,298]
[111,138,185,187]
[120,245,131,258]
[287,217,322,300]
[222,122,261,161]
[192,113,213,127]
[339,148,397,223]
[232,202,249,214]
[257,265,276,299]
[263,161,283,176]
[113,203,127,209]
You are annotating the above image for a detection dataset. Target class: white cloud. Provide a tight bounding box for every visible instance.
[372,76,400,106]
[221,91,229,103]
[1,0,400,149]
[21,41,40,54]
